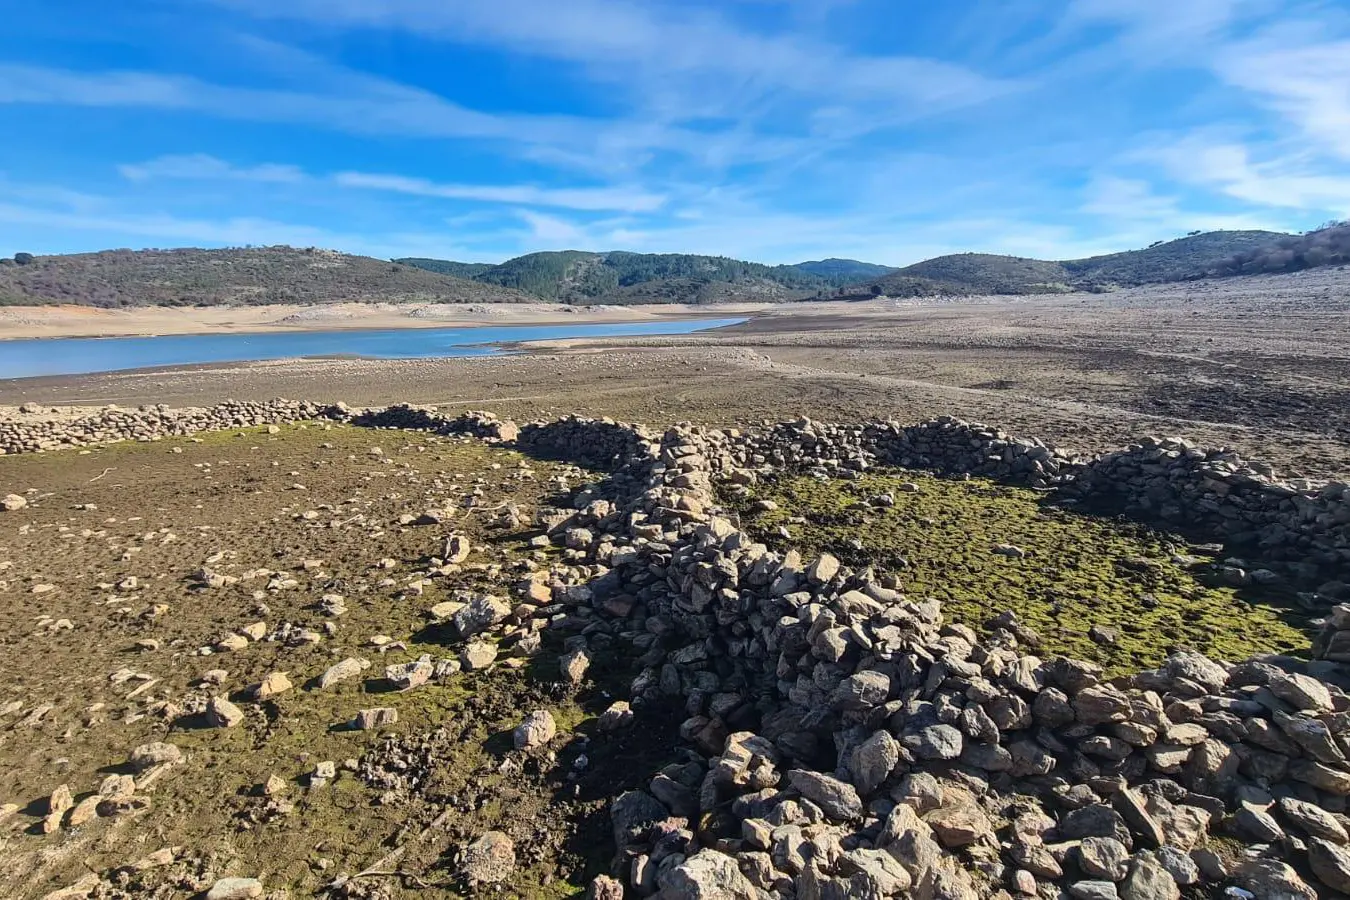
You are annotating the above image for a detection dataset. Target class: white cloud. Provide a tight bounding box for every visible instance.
[119,153,306,183]
[334,171,666,212]
[1213,33,1350,160]
[1142,136,1350,215]
[515,210,590,247]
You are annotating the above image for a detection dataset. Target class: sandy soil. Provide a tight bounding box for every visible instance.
[0,302,771,340]
[2,269,1347,478]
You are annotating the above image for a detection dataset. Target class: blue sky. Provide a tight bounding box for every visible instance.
[0,0,1347,265]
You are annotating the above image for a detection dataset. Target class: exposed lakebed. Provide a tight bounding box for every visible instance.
[0,317,745,378]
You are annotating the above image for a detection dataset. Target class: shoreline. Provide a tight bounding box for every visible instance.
[0,301,773,341]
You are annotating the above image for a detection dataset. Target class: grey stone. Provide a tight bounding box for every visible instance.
[787,769,863,821]
[205,878,263,900]
[1120,853,1179,900]
[904,723,963,760]
[513,710,557,750]
[659,849,757,899]
[461,831,515,884]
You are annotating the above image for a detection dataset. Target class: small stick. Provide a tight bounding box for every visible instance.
[88,467,115,483]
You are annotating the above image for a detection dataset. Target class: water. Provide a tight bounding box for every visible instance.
[0,317,746,379]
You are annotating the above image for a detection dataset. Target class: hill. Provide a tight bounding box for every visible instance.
[0,247,532,308]
[858,230,1297,298]
[399,249,851,304]
[1200,221,1350,277]
[786,258,898,281]
[391,257,494,279]
[1063,230,1287,286]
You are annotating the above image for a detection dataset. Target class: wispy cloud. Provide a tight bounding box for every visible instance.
[119,153,306,183]
[209,0,1017,133]
[1213,31,1350,159]
[334,172,666,213]
[1141,135,1350,214]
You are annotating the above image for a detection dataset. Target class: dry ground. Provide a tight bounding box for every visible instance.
[2,269,1347,478]
[0,424,679,899]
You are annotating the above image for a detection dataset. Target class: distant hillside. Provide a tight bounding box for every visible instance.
[1063,230,1287,286]
[7,226,1341,310]
[1200,221,1350,277]
[392,257,494,279]
[400,249,855,304]
[0,247,533,308]
[857,230,1299,298]
[787,258,898,281]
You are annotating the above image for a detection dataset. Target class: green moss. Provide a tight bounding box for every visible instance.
[727,470,1310,674]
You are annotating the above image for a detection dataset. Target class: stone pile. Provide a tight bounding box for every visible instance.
[515,420,1350,898]
[0,400,339,454]
[518,415,658,472]
[350,404,520,442]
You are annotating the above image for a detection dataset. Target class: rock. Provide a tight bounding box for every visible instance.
[1233,859,1318,900]
[1069,882,1120,900]
[1268,671,1333,713]
[248,671,292,701]
[42,784,73,833]
[1291,759,1350,794]
[1234,805,1285,842]
[806,552,839,584]
[459,640,498,670]
[560,647,591,685]
[598,701,634,732]
[452,594,509,639]
[385,654,434,691]
[1079,837,1131,881]
[461,831,515,884]
[1309,838,1350,893]
[659,849,757,899]
[1120,852,1179,900]
[1,493,27,511]
[206,696,245,728]
[1075,684,1132,725]
[587,875,625,899]
[129,741,182,771]
[904,723,963,760]
[514,710,557,750]
[352,707,397,730]
[1090,624,1120,645]
[1278,796,1349,843]
[851,729,901,796]
[1153,846,1198,886]
[443,533,472,563]
[833,670,891,709]
[787,769,862,821]
[611,790,669,847]
[205,878,263,900]
[925,802,993,848]
[318,657,369,689]
[1060,804,1130,845]
[1114,788,1165,849]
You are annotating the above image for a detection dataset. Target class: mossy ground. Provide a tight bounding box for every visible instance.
[726,470,1310,673]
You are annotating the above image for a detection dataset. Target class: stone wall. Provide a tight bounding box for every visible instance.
[541,422,1350,899]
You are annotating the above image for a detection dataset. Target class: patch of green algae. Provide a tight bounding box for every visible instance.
[727,470,1310,675]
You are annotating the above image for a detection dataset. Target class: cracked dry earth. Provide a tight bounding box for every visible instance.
[0,423,680,899]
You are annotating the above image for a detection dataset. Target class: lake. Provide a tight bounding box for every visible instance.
[0,317,746,379]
